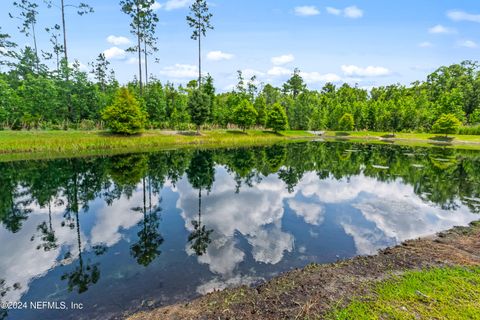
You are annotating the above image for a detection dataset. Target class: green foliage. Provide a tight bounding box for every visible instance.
[232,99,258,131]
[267,103,288,133]
[470,108,480,125]
[339,113,355,131]
[308,108,326,131]
[101,87,147,135]
[254,95,267,126]
[188,89,211,133]
[432,113,462,137]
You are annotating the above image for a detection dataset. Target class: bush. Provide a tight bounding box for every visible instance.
[232,99,258,131]
[432,113,462,137]
[267,103,289,133]
[188,89,210,134]
[101,87,147,135]
[339,113,355,131]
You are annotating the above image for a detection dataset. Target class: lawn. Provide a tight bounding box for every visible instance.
[329,267,480,320]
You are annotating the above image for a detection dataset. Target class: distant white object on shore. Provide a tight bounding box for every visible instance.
[308,131,325,136]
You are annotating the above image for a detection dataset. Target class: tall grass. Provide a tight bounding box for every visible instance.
[459,125,480,135]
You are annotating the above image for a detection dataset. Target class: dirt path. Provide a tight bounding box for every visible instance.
[128,221,480,320]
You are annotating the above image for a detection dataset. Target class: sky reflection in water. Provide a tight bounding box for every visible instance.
[1,142,479,319]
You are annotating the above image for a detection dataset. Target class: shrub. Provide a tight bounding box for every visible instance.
[188,89,210,134]
[339,113,355,131]
[232,99,258,131]
[266,103,289,133]
[101,87,147,135]
[432,113,462,137]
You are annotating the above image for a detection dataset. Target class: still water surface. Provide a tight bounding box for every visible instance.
[1,141,479,319]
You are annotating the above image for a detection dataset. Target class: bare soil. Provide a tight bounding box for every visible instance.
[128,221,480,320]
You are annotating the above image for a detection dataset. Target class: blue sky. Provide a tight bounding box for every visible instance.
[1,0,480,91]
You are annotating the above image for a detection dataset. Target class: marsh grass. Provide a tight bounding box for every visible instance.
[0,129,314,161]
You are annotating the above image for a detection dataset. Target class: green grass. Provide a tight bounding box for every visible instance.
[329,267,480,320]
[0,129,314,161]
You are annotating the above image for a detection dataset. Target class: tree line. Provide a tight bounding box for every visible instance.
[1,1,480,134]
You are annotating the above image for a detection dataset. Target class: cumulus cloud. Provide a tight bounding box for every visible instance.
[300,71,342,83]
[106,35,131,46]
[294,6,320,16]
[159,64,198,78]
[344,6,364,18]
[271,54,295,66]
[176,168,295,274]
[458,40,478,48]
[428,24,455,34]
[159,0,192,11]
[327,6,363,18]
[288,199,325,225]
[447,10,480,23]
[207,50,234,61]
[267,66,292,77]
[341,65,391,77]
[150,1,163,10]
[103,46,126,60]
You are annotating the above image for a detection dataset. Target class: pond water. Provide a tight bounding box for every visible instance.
[1,141,479,320]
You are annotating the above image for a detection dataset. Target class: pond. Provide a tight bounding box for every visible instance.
[1,141,479,320]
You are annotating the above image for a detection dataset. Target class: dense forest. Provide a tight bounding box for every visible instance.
[1,0,480,134]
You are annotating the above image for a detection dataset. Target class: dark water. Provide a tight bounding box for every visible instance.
[1,141,479,320]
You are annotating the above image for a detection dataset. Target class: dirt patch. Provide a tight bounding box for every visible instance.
[128,221,480,320]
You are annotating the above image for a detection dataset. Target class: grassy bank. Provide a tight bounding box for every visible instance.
[324,131,480,150]
[129,221,480,320]
[330,267,480,320]
[0,129,314,162]
[1,129,480,162]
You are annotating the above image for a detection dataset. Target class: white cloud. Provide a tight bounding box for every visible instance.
[126,57,139,64]
[300,71,342,83]
[106,35,131,46]
[242,68,265,78]
[288,199,325,225]
[326,7,341,15]
[419,41,433,48]
[428,24,455,34]
[341,65,391,77]
[103,46,126,60]
[271,54,295,66]
[159,64,198,78]
[267,66,292,77]
[207,50,234,61]
[344,6,364,19]
[151,1,163,10]
[294,6,320,16]
[161,0,192,11]
[458,40,478,48]
[327,6,363,18]
[447,10,480,23]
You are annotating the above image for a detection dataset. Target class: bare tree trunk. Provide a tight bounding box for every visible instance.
[31,21,39,71]
[144,39,148,86]
[60,0,68,70]
[137,24,143,95]
[198,22,201,89]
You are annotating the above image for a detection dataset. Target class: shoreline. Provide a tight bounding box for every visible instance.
[128,221,480,320]
[1,130,480,162]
